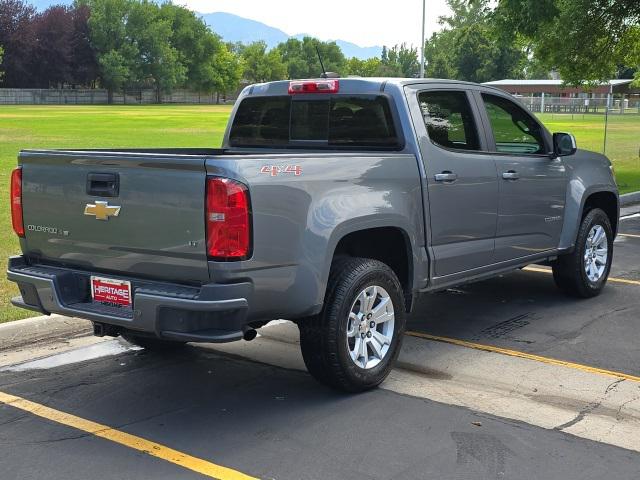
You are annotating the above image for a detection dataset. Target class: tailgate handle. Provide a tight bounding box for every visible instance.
[87,173,119,197]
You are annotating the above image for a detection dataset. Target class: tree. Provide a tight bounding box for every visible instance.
[85,0,186,101]
[82,0,137,102]
[241,41,286,83]
[0,0,36,87]
[381,44,420,78]
[208,45,242,99]
[423,33,456,79]
[70,4,99,87]
[345,56,382,77]
[159,3,241,96]
[424,0,527,82]
[84,0,241,103]
[0,1,98,88]
[126,0,186,101]
[277,37,346,79]
[492,0,640,85]
[0,45,4,81]
[30,6,75,87]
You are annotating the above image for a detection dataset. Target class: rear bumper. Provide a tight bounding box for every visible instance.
[7,256,252,343]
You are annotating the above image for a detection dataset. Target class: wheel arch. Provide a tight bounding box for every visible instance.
[582,191,619,237]
[325,221,418,313]
[558,185,619,252]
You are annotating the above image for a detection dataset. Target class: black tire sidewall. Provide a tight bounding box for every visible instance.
[575,209,614,295]
[326,260,406,390]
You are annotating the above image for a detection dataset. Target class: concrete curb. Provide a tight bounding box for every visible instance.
[620,191,640,207]
[0,315,91,351]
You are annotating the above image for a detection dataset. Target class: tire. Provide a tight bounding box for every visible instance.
[298,257,406,393]
[552,208,614,298]
[121,333,186,351]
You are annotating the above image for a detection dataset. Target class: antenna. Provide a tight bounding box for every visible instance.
[315,45,328,79]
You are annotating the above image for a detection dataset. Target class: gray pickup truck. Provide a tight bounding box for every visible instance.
[8,78,618,391]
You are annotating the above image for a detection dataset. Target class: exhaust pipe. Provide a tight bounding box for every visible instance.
[242,327,257,342]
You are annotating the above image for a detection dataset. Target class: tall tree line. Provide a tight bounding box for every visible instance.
[1,0,635,97]
[491,0,639,85]
[0,0,97,88]
[0,0,243,101]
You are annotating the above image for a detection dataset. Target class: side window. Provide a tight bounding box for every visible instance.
[482,93,547,155]
[418,91,480,151]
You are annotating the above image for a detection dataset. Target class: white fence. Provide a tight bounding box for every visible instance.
[0,88,238,105]
[517,95,640,114]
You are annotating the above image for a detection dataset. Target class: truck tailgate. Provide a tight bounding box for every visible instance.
[19,150,209,283]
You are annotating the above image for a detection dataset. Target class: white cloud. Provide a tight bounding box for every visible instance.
[176,0,451,48]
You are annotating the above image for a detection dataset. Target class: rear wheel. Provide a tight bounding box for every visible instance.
[298,257,406,392]
[552,208,613,298]
[121,333,186,351]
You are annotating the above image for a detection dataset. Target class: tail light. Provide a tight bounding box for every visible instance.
[11,167,24,237]
[289,79,339,94]
[205,177,251,260]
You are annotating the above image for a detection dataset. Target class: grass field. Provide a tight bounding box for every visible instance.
[0,105,231,323]
[537,113,640,194]
[0,105,638,323]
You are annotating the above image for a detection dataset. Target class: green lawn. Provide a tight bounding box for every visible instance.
[0,105,232,323]
[537,113,640,194]
[0,105,638,323]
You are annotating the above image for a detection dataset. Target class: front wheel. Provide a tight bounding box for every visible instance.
[552,208,614,298]
[298,257,406,392]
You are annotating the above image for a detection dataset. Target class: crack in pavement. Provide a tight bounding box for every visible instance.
[554,378,626,431]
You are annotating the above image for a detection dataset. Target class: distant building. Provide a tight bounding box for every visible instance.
[483,79,636,97]
[483,79,639,113]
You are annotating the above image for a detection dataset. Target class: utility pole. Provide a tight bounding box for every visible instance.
[420,0,426,78]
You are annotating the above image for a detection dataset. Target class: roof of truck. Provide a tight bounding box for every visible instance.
[263,77,491,87]
[344,77,481,86]
[245,77,507,97]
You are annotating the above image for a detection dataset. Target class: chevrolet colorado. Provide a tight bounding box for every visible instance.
[8,78,619,391]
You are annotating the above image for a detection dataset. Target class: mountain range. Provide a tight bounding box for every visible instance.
[28,2,382,60]
[200,12,382,60]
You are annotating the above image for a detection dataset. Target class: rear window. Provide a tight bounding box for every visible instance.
[229,96,400,149]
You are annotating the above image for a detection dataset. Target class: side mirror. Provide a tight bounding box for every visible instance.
[553,132,577,157]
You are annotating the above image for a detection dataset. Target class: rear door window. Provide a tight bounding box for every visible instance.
[418,91,480,151]
[229,96,400,149]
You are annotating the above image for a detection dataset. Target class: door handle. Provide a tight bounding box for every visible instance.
[502,170,520,180]
[434,171,458,183]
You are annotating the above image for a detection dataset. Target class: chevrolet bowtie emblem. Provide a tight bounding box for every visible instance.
[84,201,121,221]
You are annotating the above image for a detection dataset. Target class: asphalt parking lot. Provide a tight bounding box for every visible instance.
[407,231,640,377]
[1,212,639,479]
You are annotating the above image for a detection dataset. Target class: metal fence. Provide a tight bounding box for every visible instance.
[516,95,640,114]
[0,88,239,105]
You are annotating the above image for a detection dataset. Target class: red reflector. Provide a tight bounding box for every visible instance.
[206,177,251,260]
[11,167,24,237]
[289,79,339,94]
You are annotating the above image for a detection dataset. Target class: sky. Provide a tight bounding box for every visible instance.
[177,0,452,48]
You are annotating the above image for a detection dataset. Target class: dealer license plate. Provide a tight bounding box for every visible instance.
[91,276,132,307]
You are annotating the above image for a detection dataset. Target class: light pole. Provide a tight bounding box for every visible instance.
[420,0,426,78]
